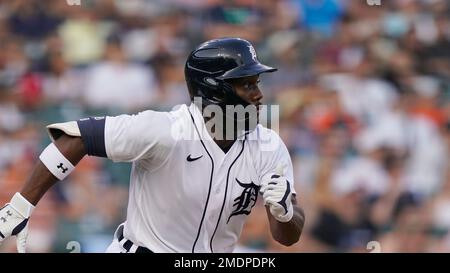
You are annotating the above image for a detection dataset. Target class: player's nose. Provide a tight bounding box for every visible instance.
[252,88,263,104]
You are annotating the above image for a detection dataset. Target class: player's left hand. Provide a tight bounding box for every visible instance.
[0,193,34,253]
[260,164,293,223]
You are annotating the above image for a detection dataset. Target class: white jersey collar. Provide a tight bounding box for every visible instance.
[187,103,248,142]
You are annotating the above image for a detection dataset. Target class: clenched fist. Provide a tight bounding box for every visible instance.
[259,165,293,223]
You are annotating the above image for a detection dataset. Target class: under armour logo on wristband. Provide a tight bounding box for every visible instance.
[40,143,75,181]
[57,163,68,173]
[6,210,12,216]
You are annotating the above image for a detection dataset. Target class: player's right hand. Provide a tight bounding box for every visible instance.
[259,164,294,223]
[0,193,34,253]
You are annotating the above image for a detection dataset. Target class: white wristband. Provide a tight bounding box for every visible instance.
[39,142,75,180]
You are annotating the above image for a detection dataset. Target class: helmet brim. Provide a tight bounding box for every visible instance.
[216,63,277,80]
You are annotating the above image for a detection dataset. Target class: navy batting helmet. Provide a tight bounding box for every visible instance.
[185,38,277,108]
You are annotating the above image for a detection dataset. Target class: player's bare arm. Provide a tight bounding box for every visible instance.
[266,196,305,246]
[228,77,304,246]
[259,164,305,247]
[0,133,86,252]
[20,134,86,205]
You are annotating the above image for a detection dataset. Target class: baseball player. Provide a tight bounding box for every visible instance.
[0,38,305,253]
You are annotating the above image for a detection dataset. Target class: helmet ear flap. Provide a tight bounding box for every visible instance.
[222,80,250,108]
[220,80,235,99]
[201,77,226,104]
[198,79,241,108]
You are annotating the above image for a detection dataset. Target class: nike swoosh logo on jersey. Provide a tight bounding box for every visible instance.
[187,154,203,162]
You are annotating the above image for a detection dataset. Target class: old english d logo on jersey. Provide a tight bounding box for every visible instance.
[227,178,259,224]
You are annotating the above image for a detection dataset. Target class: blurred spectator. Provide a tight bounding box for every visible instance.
[7,0,62,39]
[82,36,157,112]
[292,0,344,37]
[42,51,84,104]
[58,6,110,66]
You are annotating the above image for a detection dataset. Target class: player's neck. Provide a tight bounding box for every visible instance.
[214,139,236,153]
[202,115,238,153]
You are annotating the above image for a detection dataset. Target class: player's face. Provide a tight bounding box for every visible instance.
[228,75,263,135]
[230,75,263,108]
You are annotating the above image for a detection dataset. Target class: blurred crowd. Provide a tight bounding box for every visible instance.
[0,0,449,252]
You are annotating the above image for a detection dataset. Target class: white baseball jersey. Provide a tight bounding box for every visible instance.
[50,103,296,253]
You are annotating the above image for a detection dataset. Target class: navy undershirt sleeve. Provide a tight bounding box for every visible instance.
[77,117,107,157]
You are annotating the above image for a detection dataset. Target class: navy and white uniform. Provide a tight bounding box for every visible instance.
[49,103,296,253]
